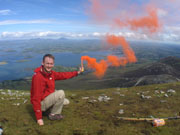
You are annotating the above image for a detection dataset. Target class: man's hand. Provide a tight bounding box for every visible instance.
[37,119,44,126]
[78,66,84,74]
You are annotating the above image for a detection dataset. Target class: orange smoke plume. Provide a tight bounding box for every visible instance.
[88,0,162,33]
[107,55,128,67]
[106,35,137,63]
[82,0,146,78]
[114,7,161,33]
[81,35,137,78]
[88,0,106,21]
[81,56,108,78]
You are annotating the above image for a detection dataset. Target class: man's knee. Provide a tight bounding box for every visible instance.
[56,90,65,99]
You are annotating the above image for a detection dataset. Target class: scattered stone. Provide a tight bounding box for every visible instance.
[160,91,165,94]
[88,99,97,103]
[167,89,176,93]
[119,103,123,106]
[13,103,20,106]
[7,90,11,93]
[140,91,149,94]
[98,96,104,102]
[70,94,76,99]
[23,99,28,104]
[113,92,120,95]
[160,100,167,103]
[120,94,125,97]
[118,109,124,114]
[164,94,169,97]
[1,92,6,95]
[146,96,152,99]
[155,90,159,94]
[82,97,89,100]
[136,93,140,95]
[141,95,145,99]
[98,95,111,102]
[149,115,154,118]
[141,94,152,99]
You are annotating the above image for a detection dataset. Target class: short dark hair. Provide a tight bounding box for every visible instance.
[43,54,55,62]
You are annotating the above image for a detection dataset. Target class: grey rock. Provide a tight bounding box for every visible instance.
[167,89,176,93]
[141,94,152,99]
[82,97,89,100]
[119,103,124,106]
[118,109,124,114]
[160,100,167,103]
[155,90,159,94]
[98,95,111,102]
[160,91,165,94]
[88,99,97,103]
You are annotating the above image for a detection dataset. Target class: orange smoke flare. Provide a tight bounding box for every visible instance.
[88,0,162,33]
[106,35,137,63]
[83,0,144,78]
[81,56,108,78]
[107,55,128,67]
[128,8,160,33]
[114,8,161,33]
[81,35,137,78]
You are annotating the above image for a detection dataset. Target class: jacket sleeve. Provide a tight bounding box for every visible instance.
[54,71,78,80]
[31,74,43,120]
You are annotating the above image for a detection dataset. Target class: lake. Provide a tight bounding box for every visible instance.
[0,50,115,81]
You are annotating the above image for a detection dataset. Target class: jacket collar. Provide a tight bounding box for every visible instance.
[34,65,52,77]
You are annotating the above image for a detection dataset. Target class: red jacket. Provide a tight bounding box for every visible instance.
[30,66,78,120]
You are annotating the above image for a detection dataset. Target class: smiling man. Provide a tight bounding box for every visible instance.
[30,54,83,126]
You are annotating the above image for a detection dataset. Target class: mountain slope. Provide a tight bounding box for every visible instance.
[0,82,180,135]
[123,56,180,86]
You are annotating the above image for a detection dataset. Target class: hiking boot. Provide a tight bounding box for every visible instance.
[48,114,64,120]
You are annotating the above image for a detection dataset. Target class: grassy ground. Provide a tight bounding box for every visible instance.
[0,82,180,135]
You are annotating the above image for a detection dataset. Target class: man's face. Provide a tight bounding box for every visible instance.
[42,57,54,72]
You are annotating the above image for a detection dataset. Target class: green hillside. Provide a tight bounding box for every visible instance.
[1,82,180,135]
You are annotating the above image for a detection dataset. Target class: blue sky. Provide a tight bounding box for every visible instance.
[0,0,92,32]
[0,0,180,43]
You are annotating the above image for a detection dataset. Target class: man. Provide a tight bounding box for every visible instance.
[31,54,83,126]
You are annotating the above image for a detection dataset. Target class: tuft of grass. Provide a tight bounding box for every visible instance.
[0,82,180,135]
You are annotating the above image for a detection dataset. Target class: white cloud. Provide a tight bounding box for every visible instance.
[0,31,148,40]
[0,9,12,15]
[92,32,104,36]
[0,31,105,39]
[0,31,90,39]
[156,33,180,41]
[0,19,56,25]
[0,30,180,43]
